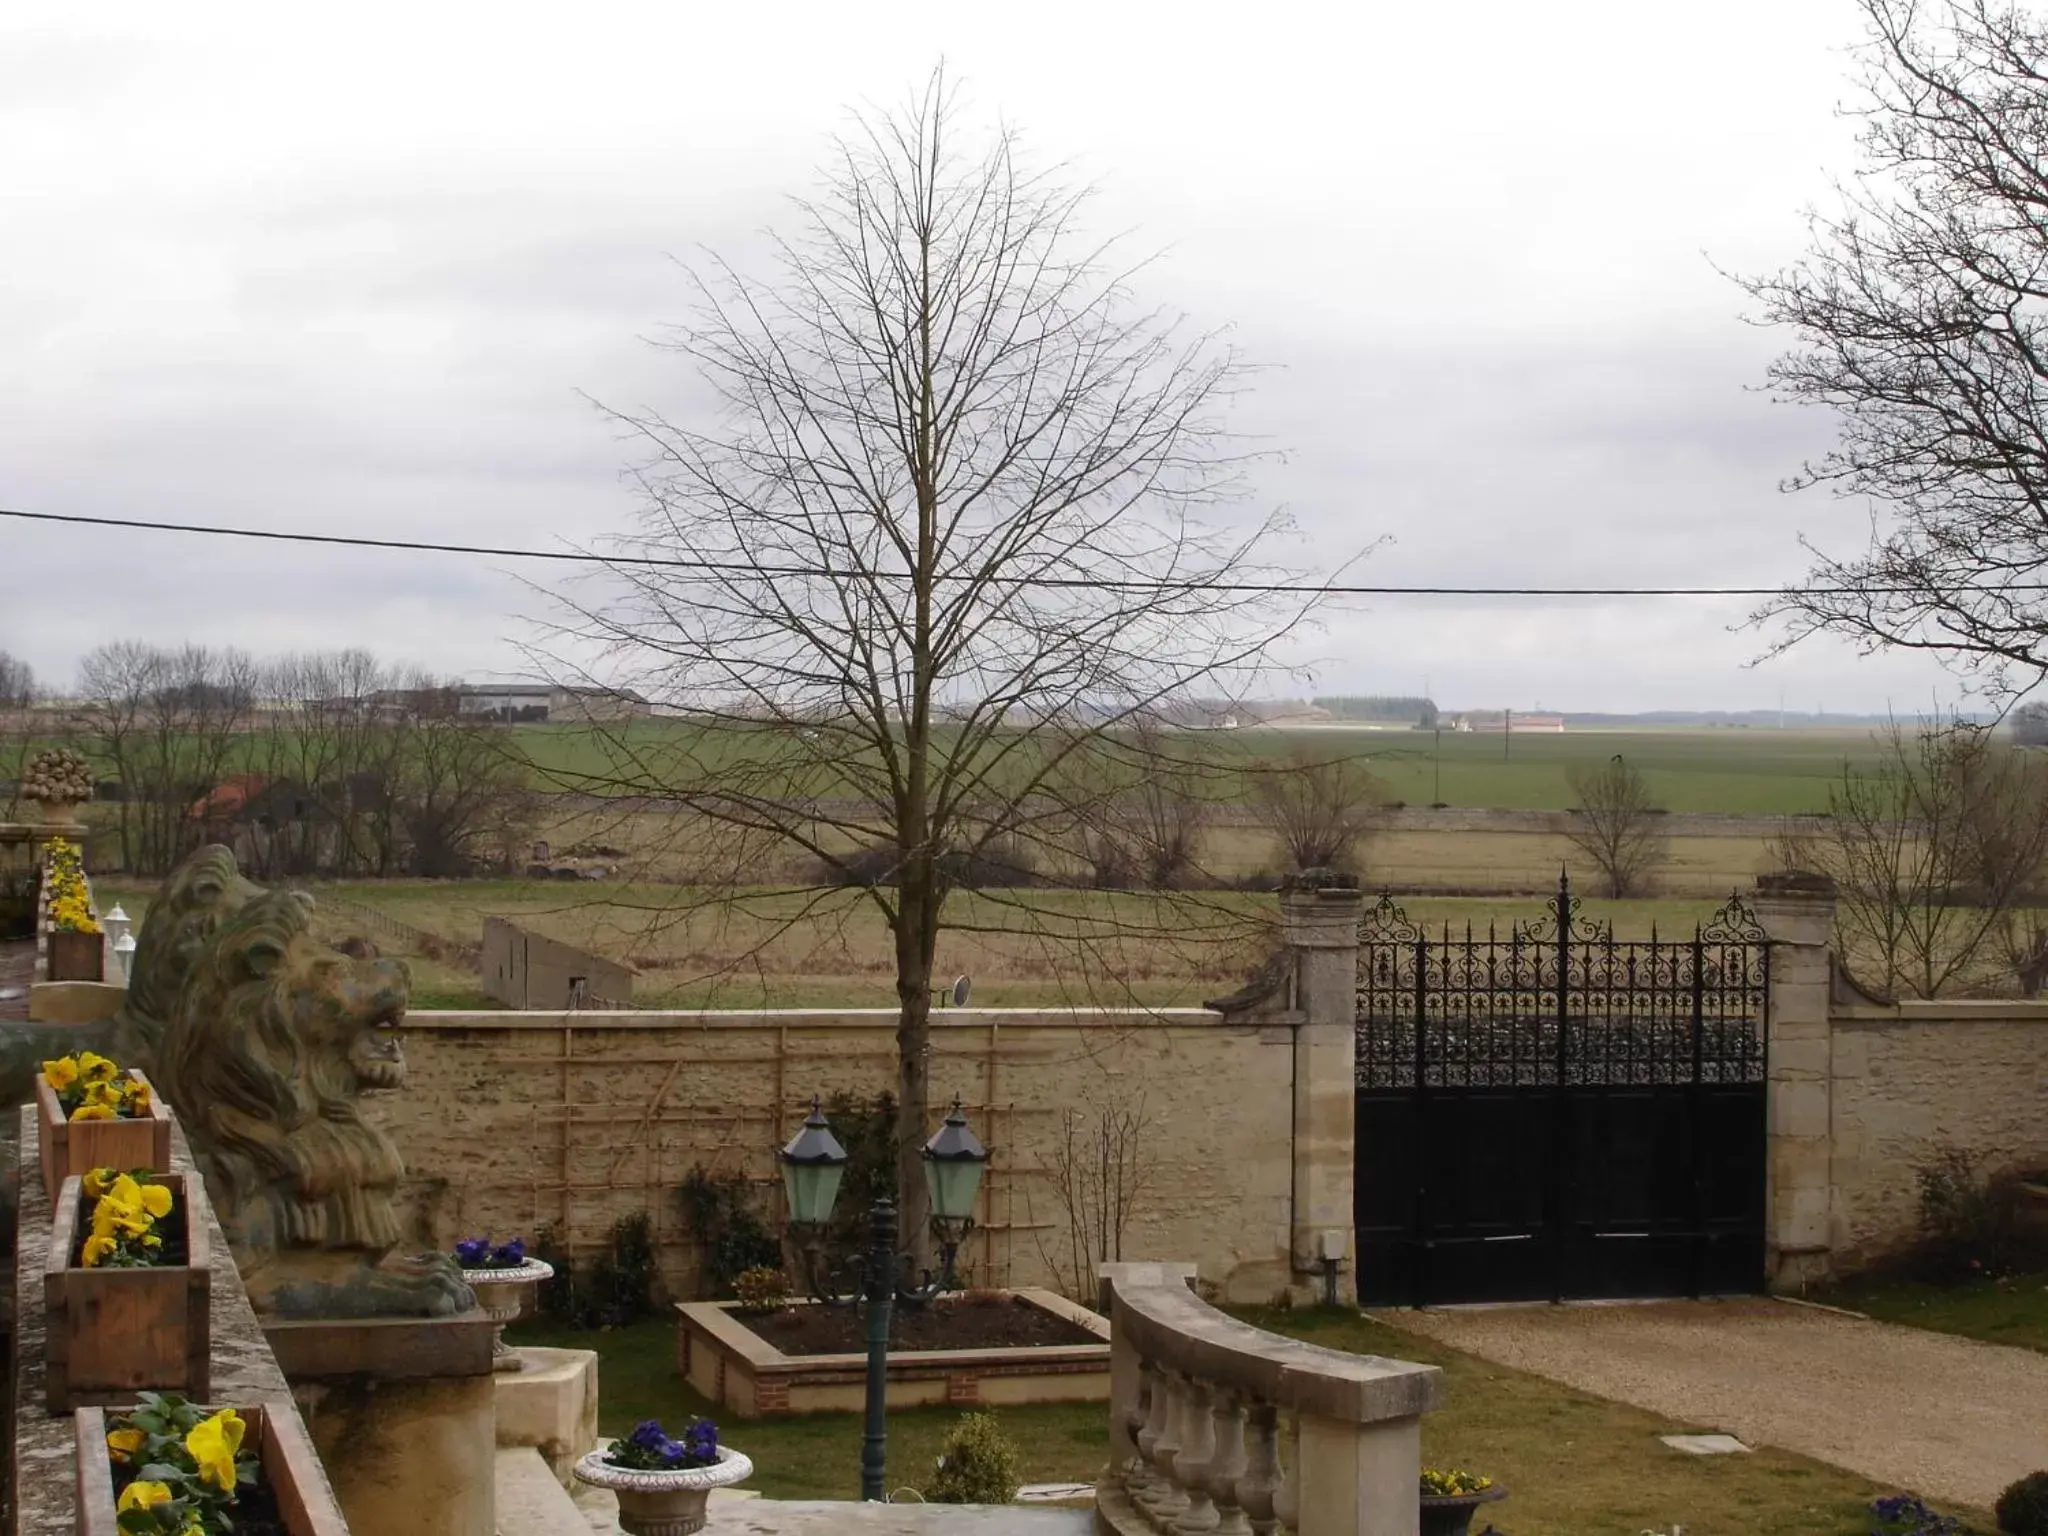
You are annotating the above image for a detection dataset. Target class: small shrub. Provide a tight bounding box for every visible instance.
[678,1166,782,1298]
[1998,1472,2048,1536]
[533,1214,661,1329]
[922,1412,1021,1505]
[732,1265,787,1313]
[1913,1148,2036,1279]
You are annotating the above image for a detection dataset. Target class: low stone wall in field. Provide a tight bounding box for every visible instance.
[371,1007,1298,1306]
[1826,999,2048,1269]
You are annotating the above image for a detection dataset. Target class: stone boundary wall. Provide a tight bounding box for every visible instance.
[374,1008,1299,1306]
[1826,999,2048,1270]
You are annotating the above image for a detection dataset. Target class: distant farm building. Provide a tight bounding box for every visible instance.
[1452,712,1566,733]
[453,684,654,724]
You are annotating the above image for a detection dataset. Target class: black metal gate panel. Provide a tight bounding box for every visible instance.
[1354,876,1769,1306]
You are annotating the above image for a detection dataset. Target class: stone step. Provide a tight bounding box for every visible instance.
[496,1446,590,1536]
[711,1505,1093,1534]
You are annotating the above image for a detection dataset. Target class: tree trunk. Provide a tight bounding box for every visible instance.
[893,870,937,1274]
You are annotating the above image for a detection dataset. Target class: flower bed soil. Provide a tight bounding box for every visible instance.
[743,1293,1101,1355]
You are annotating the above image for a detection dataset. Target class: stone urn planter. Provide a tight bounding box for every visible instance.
[458,1255,553,1370]
[25,798,85,825]
[572,1445,754,1536]
[1421,1484,1507,1536]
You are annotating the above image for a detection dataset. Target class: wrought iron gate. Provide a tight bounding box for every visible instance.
[1354,875,1770,1306]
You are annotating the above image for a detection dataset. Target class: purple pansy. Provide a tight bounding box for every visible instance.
[609,1415,720,1471]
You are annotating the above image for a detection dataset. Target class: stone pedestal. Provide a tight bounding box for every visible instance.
[267,1311,499,1536]
[495,1345,599,1485]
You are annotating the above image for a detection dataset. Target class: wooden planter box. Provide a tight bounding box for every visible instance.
[36,1068,173,1202]
[46,928,104,982]
[76,1402,349,1536]
[45,1171,212,1411]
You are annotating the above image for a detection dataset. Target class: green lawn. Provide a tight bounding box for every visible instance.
[509,1307,1956,1532]
[1818,1271,2048,1355]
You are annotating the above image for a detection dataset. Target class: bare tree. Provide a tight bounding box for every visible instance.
[1034,1090,1154,1304]
[0,651,37,820]
[1743,1,2048,691]
[74,642,257,875]
[1070,721,1213,889]
[543,73,1332,1261]
[1562,754,1668,898]
[1775,722,2048,997]
[1248,749,1387,875]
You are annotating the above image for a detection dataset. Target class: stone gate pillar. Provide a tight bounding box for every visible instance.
[1278,871,1365,1305]
[1750,873,1839,1292]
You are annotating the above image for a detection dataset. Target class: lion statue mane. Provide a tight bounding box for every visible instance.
[139,845,467,1318]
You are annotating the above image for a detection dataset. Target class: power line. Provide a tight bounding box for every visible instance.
[0,503,2029,600]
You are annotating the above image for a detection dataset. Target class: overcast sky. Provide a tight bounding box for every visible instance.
[0,0,1974,713]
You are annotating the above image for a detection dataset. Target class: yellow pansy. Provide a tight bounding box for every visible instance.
[116,1479,173,1513]
[185,1408,245,1493]
[42,1057,78,1093]
[128,1079,153,1114]
[105,1426,147,1462]
[76,1052,117,1086]
[82,1167,116,1199]
[70,1103,116,1122]
[80,1234,116,1267]
[135,1182,173,1220]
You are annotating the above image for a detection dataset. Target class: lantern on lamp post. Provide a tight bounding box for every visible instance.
[775,1095,993,1502]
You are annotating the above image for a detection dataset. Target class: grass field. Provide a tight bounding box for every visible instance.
[504,1308,1931,1531]
[96,876,1744,1010]
[511,719,1888,816]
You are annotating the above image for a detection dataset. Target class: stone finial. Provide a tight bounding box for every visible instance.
[1757,870,1837,897]
[1278,867,1361,895]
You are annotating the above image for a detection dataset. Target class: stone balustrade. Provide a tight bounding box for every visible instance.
[1095,1263,1443,1536]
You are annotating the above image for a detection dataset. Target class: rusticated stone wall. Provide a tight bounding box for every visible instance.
[366,1008,1301,1305]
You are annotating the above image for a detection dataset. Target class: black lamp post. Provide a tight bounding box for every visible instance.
[777,1096,990,1501]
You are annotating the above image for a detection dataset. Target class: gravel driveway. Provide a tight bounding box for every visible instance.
[1387,1297,2048,1511]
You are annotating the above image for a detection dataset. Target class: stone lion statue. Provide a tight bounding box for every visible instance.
[0,844,469,1319]
[143,853,470,1318]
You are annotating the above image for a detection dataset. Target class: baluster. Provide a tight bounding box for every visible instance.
[1207,1390,1252,1536]
[1124,1358,1159,1498]
[1148,1371,1191,1527]
[1270,1410,1299,1533]
[1171,1376,1219,1533]
[1135,1363,1175,1521]
[1237,1401,1281,1536]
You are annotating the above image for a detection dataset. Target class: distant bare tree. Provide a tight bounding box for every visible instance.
[1775,723,2048,997]
[0,652,32,713]
[74,642,257,874]
[543,72,1334,1262]
[1248,749,1387,875]
[1743,0,2048,693]
[1562,754,1667,898]
[1072,722,1212,889]
[0,651,37,820]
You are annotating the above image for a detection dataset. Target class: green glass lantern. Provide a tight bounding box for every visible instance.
[921,1097,989,1228]
[779,1098,849,1227]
